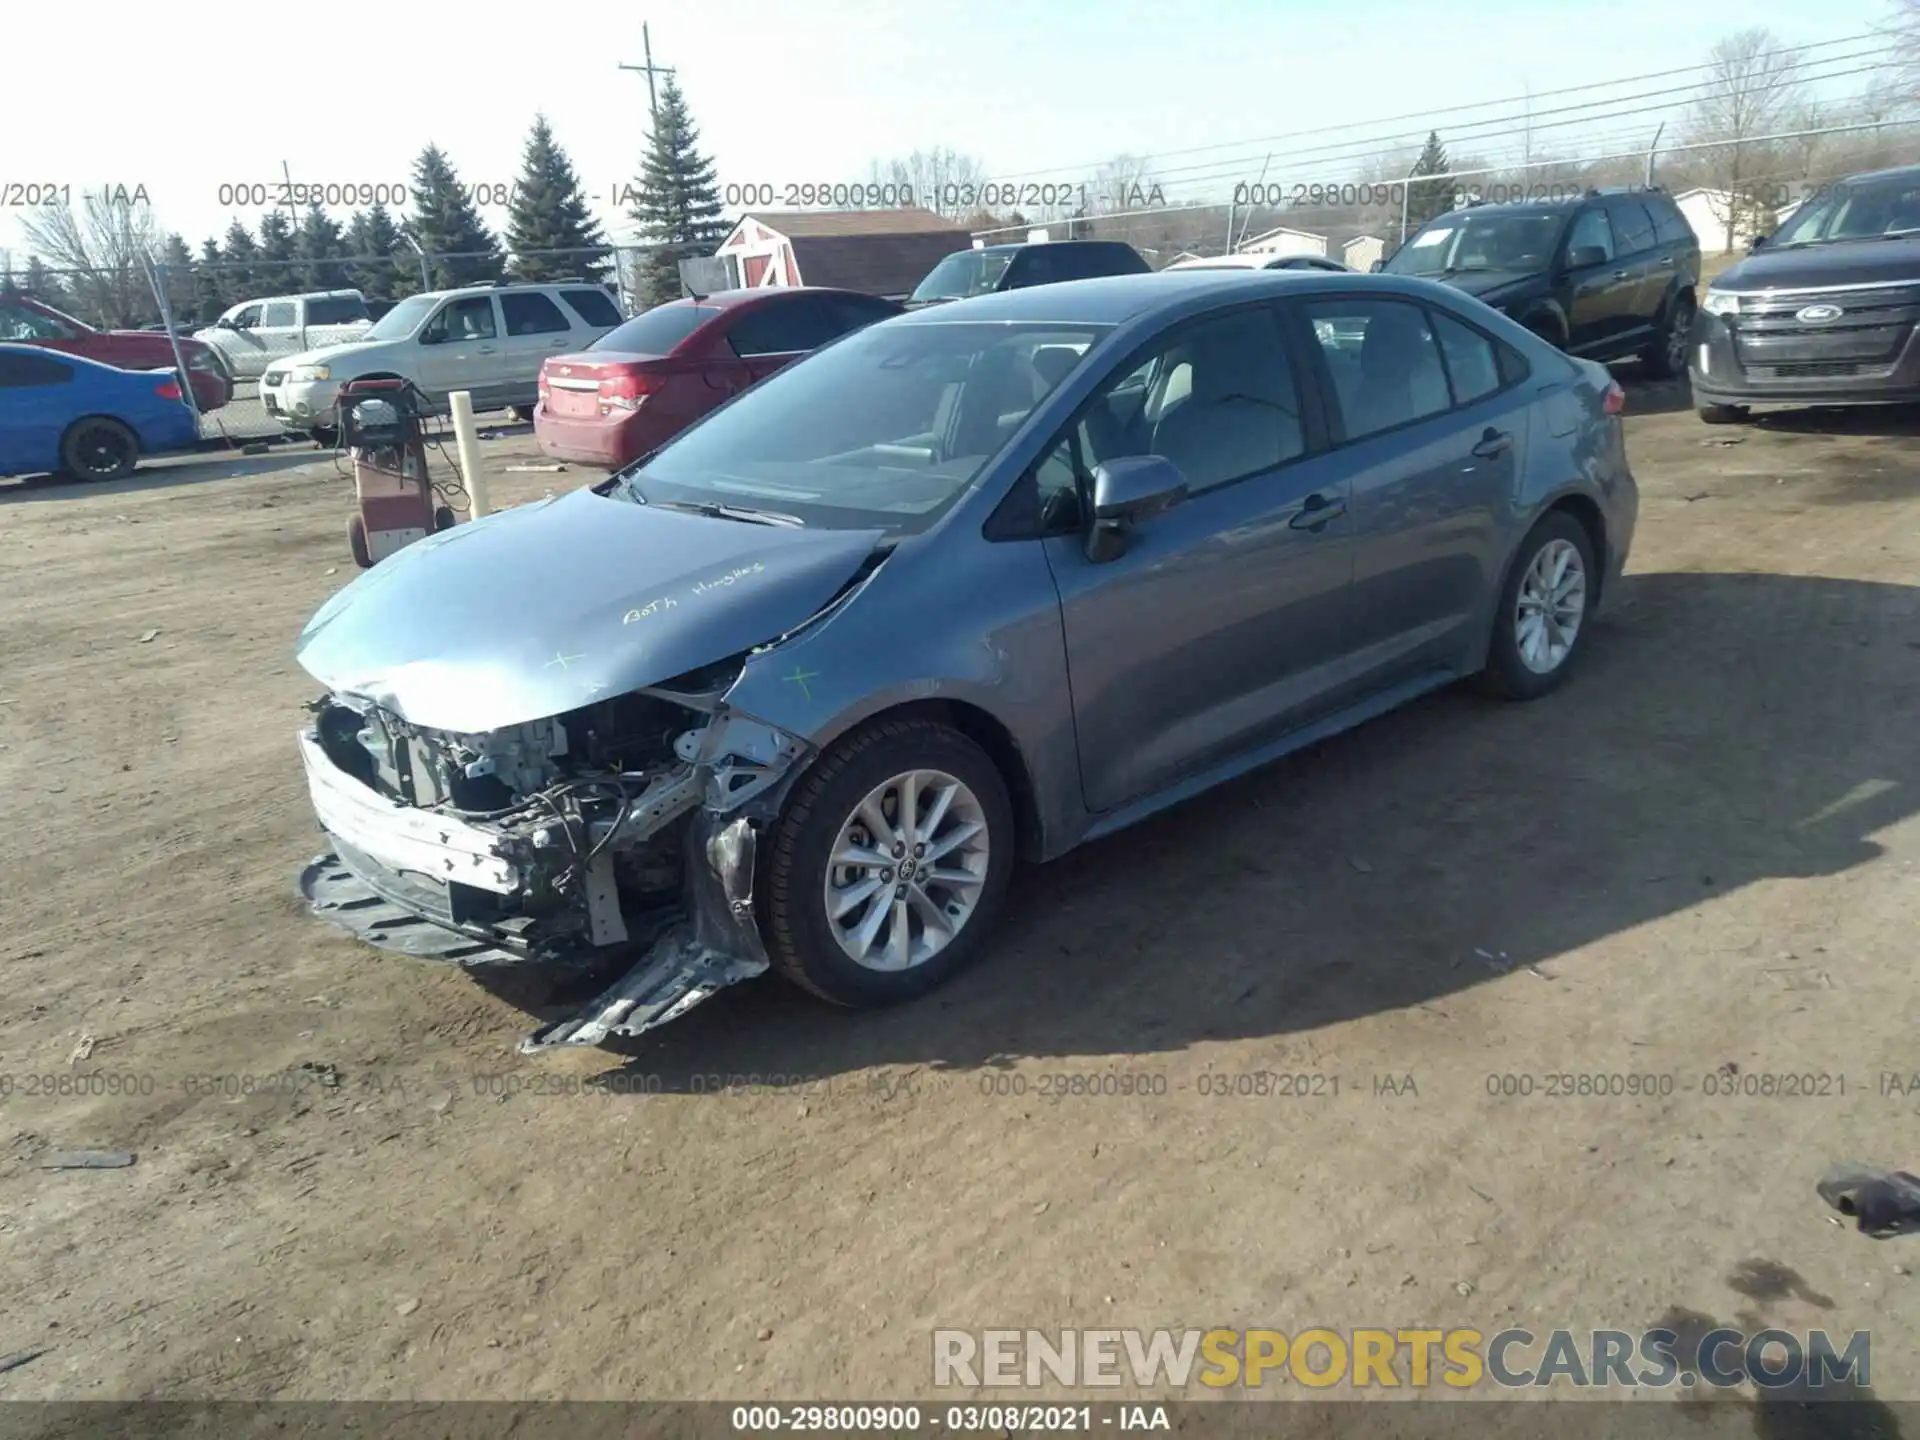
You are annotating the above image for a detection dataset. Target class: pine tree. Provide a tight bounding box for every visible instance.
[20,257,69,307]
[405,145,505,289]
[195,238,229,319]
[345,203,406,299]
[295,205,351,291]
[157,233,197,323]
[625,77,728,307]
[1406,131,1454,233]
[507,115,608,281]
[221,220,261,298]
[257,210,298,294]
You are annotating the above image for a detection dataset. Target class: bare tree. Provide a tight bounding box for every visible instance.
[1897,0,1920,89]
[21,192,163,327]
[1085,154,1163,214]
[1683,28,1809,251]
[865,148,987,220]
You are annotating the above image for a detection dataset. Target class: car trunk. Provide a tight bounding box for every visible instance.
[540,351,688,420]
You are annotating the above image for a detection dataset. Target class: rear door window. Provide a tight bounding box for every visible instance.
[500,291,572,335]
[1301,296,1452,441]
[1607,201,1657,256]
[728,296,845,357]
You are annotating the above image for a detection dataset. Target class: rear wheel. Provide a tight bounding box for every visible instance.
[1697,402,1750,425]
[1477,513,1597,701]
[60,417,139,481]
[433,505,457,532]
[761,717,1014,1009]
[1642,295,1693,379]
[347,516,373,569]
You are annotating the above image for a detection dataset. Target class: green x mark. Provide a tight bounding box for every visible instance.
[784,666,821,701]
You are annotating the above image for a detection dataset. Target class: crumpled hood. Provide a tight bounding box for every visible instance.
[296,487,883,732]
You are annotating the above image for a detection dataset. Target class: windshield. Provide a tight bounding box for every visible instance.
[593,303,715,354]
[613,319,1110,533]
[909,251,1014,304]
[1772,174,1920,246]
[361,294,439,342]
[1384,211,1567,276]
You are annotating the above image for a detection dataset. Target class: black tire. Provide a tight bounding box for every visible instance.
[509,404,537,423]
[433,505,457,532]
[1641,294,1693,379]
[1697,403,1749,425]
[761,716,1015,1009]
[1477,512,1598,701]
[310,425,341,449]
[60,417,140,481]
[348,516,373,569]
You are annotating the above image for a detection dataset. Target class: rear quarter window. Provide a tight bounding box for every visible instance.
[561,288,623,328]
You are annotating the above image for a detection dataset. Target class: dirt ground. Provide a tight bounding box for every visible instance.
[1,387,1917,1410]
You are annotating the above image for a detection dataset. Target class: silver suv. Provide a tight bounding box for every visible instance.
[260,280,624,435]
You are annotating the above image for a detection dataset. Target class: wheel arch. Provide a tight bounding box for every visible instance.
[1474,489,1610,672]
[58,413,140,459]
[788,697,1046,863]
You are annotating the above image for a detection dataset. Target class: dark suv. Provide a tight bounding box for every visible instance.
[906,240,1150,307]
[1382,187,1701,377]
[1689,163,1920,424]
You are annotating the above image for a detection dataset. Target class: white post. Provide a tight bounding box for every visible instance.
[448,391,488,520]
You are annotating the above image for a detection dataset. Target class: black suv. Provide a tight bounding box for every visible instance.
[1689,163,1920,424]
[906,240,1150,307]
[1382,187,1701,377]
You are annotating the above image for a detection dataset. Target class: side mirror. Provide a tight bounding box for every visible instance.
[1566,246,1609,270]
[216,317,237,330]
[1368,260,1385,274]
[1084,455,1188,563]
[1749,232,1771,252]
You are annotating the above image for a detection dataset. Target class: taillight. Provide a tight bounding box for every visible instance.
[599,366,666,411]
[155,378,182,400]
[1603,382,1625,416]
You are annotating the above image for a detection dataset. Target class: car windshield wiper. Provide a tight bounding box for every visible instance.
[648,497,806,527]
[1872,227,1920,240]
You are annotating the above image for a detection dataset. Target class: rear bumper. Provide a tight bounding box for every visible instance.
[185,369,232,412]
[1688,309,1920,407]
[531,403,649,468]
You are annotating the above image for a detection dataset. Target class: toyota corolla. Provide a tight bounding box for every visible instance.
[292,270,1636,1052]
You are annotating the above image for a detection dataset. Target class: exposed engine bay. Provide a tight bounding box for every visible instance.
[296,654,812,1052]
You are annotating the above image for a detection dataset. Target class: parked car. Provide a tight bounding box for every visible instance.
[1382,186,1701,378]
[533,287,902,469]
[292,270,1635,1052]
[906,240,1151,307]
[1689,162,1920,424]
[0,343,201,482]
[260,280,624,439]
[0,290,231,412]
[193,290,375,381]
[1165,253,1352,272]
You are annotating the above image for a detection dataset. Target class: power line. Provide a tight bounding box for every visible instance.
[989,31,1886,184]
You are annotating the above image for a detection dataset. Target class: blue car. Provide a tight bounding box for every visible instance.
[0,342,201,481]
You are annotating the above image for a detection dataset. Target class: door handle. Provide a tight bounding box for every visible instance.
[1471,428,1513,459]
[477,345,496,354]
[1289,491,1347,531]
[1611,270,1629,281]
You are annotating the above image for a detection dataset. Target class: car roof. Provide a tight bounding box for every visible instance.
[1839,162,1920,184]
[891,269,1430,326]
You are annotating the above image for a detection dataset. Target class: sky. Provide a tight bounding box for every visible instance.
[2,0,1906,261]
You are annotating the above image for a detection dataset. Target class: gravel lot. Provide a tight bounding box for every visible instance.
[1,386,1917,1411]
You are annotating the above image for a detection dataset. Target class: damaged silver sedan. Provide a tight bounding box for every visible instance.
[295,272,1636,1051]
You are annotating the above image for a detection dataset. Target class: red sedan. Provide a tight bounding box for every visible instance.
[0,291,232,413]
[534,287,901,469]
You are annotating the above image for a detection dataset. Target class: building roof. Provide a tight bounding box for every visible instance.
[789,232,971,298]
[1241,225,1327,245]
[742,207,961,238]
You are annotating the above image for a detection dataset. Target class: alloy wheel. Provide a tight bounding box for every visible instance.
[1514,538,1587,674]
[1665,305,1691,374]
[823,769,991,972]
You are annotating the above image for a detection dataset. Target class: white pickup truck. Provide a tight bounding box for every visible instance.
[193,290,375,381]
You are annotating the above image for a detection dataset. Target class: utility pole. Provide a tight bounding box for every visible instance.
[618,23,675,124]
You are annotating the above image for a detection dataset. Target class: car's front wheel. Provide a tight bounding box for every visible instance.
[1478,513,1597,700]
[761,716,1014,1008]
[1697,402,1750,425]
[60,417,140,481]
